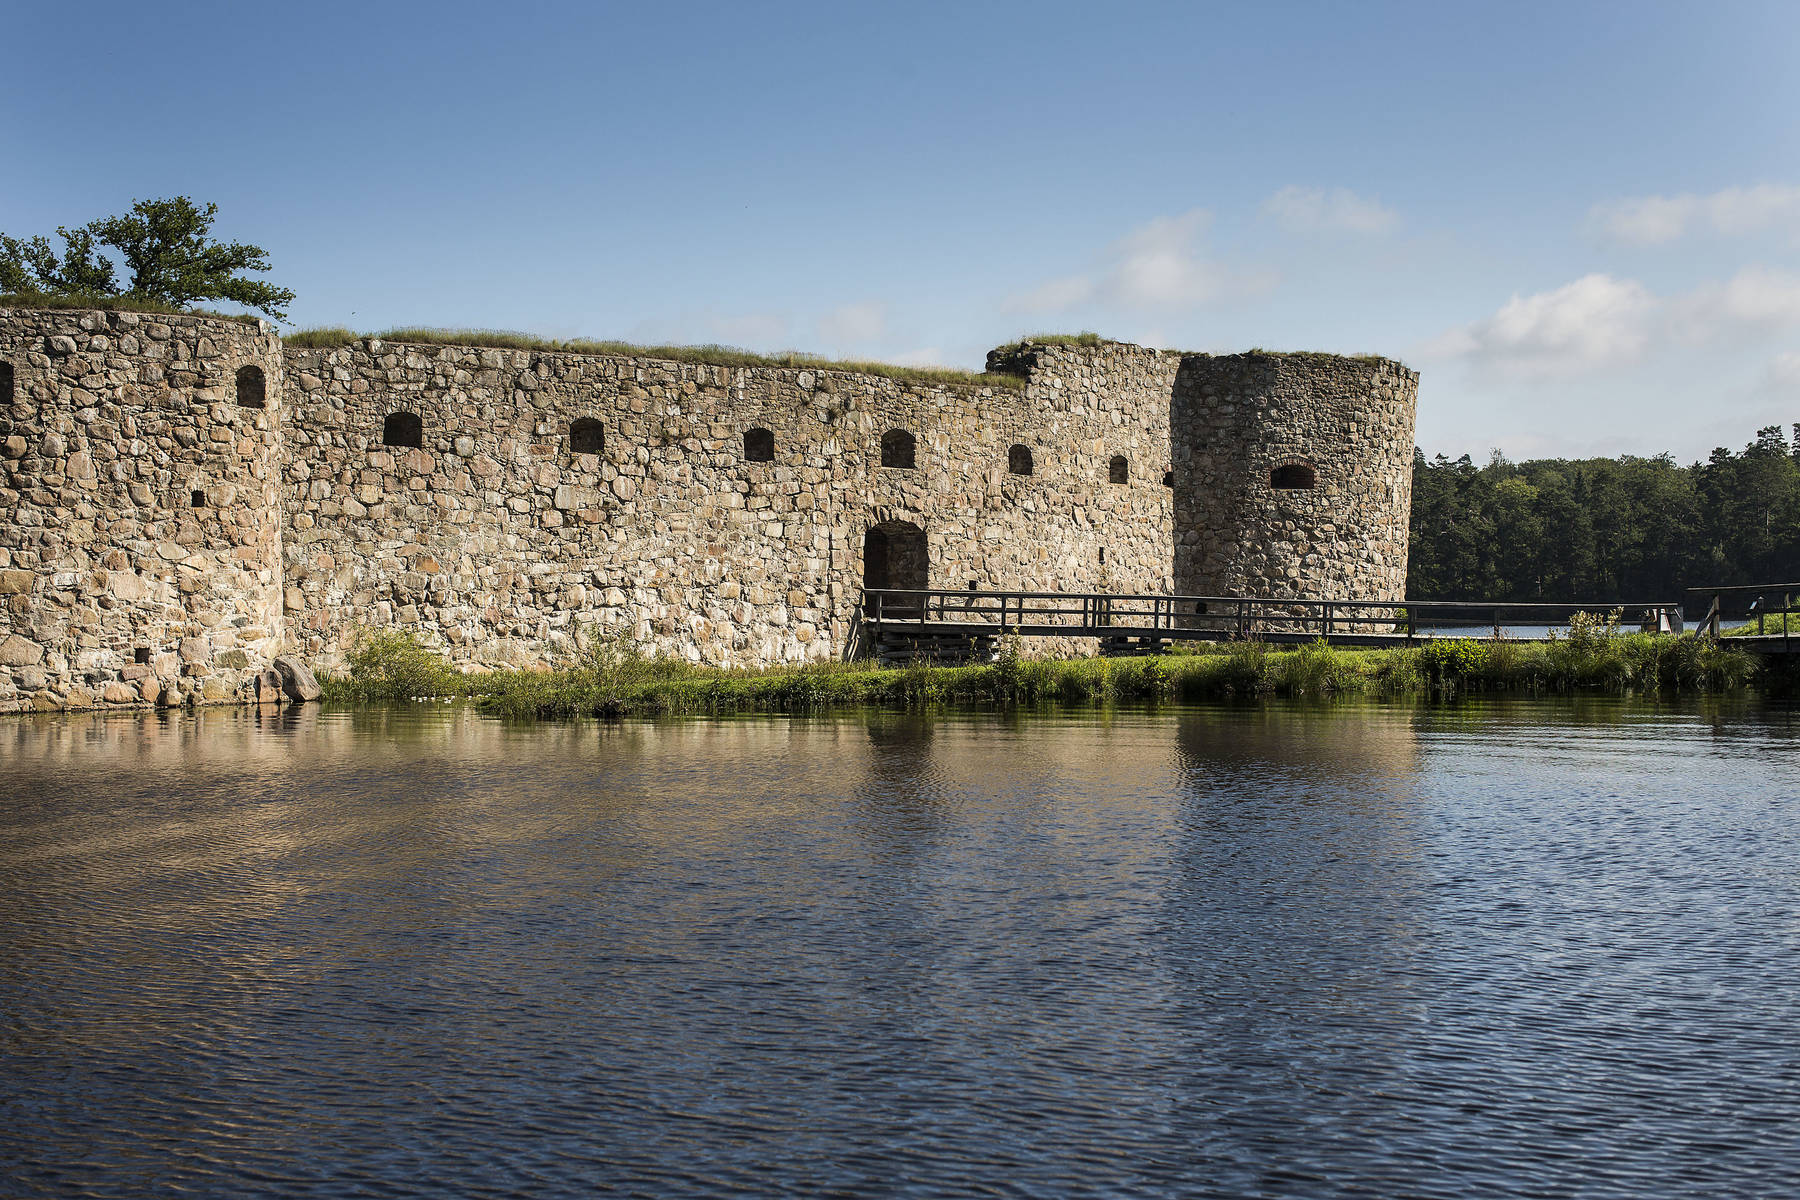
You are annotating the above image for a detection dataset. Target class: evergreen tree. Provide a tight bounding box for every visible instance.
[1408,427,1800,600]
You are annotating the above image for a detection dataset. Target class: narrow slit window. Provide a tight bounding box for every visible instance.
[235,365,266,408]
[0,361,14,405]
[744,427,774,462]
[1271,463,1317,490]
[1008,444,1033,476]
[383,411,423,448]
[1109,455,1129,485]
[881,429,916,470]
[570,418,605,455]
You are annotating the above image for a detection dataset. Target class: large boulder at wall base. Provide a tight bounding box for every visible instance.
[273,655,323,702]
[253,668,285,706]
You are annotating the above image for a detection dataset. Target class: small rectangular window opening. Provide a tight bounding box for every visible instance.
[134,647,151,664]
[191,490,207,508]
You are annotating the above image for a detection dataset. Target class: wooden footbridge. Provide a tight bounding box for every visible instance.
[856,585,1798,663]
[1688,582,1800,656]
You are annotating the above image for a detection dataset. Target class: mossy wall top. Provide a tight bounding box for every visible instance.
[0,306,1418,708]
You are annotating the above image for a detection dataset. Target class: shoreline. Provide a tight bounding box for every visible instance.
[2,631,1775,720]
[320,630,1765,720]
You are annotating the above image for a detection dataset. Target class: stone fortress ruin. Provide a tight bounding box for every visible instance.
[0,304,1419,711]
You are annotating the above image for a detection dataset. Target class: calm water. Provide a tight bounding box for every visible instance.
[2,701,1798,1198]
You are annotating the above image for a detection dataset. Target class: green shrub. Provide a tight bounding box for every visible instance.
[1419,637,1490,688]
[1218,641,1270,697]
[325,629,467,703]
[1275,638,1350,696]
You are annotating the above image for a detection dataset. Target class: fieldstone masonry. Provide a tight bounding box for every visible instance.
[0,306,1418,711]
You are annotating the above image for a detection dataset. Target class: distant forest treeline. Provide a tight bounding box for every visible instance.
[1407,424,1800,601]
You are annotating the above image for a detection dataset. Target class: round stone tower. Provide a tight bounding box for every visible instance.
[1170,351,1418,601]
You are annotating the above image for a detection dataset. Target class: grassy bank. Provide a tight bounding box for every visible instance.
[320,625,1757,719]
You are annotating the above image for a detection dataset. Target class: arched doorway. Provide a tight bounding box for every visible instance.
[863,520,927,617]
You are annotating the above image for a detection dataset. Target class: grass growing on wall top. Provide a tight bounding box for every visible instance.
[320,624,1757,718]
[1016,331,1111,347]
[1240,347,1406,366]
[0,291,263,324]
[283,325,1027,390]
[992,332,1408,369]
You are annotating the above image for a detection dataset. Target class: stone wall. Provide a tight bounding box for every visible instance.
[280,337,1175,670]
[0,307,286,711]
[0,307,1419,710]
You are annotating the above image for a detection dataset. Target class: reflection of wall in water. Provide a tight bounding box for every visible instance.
[1165,706,1427,1101]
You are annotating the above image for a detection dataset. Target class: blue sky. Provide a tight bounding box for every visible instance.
[6,0,1797,461]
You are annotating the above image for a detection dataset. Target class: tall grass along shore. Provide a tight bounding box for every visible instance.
[322,616,1757,719]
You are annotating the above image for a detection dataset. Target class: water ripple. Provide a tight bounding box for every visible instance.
[1,700,1797,1197]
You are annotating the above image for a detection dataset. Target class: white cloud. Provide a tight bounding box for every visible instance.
[1764,351,1800,392]
[1677,266,1800,334]
[1588,195,1695,245]
[815,301,887,348]
[1262,186,1399,235]
[1424,274,1657,374]
[1108,210,1230,306]
[1590,184,1800,245]
[1003,208,1277,315]
[1427,264,1800,378]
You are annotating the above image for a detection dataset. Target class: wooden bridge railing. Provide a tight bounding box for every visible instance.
[860,589,1687,643]
[1686,582,1800,645]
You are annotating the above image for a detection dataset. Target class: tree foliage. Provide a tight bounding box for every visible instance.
[1,196,293,319]
[1409,425,1800,603]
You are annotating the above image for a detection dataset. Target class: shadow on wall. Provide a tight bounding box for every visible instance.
[1170,357,1209,598]
[864,521,928,616]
